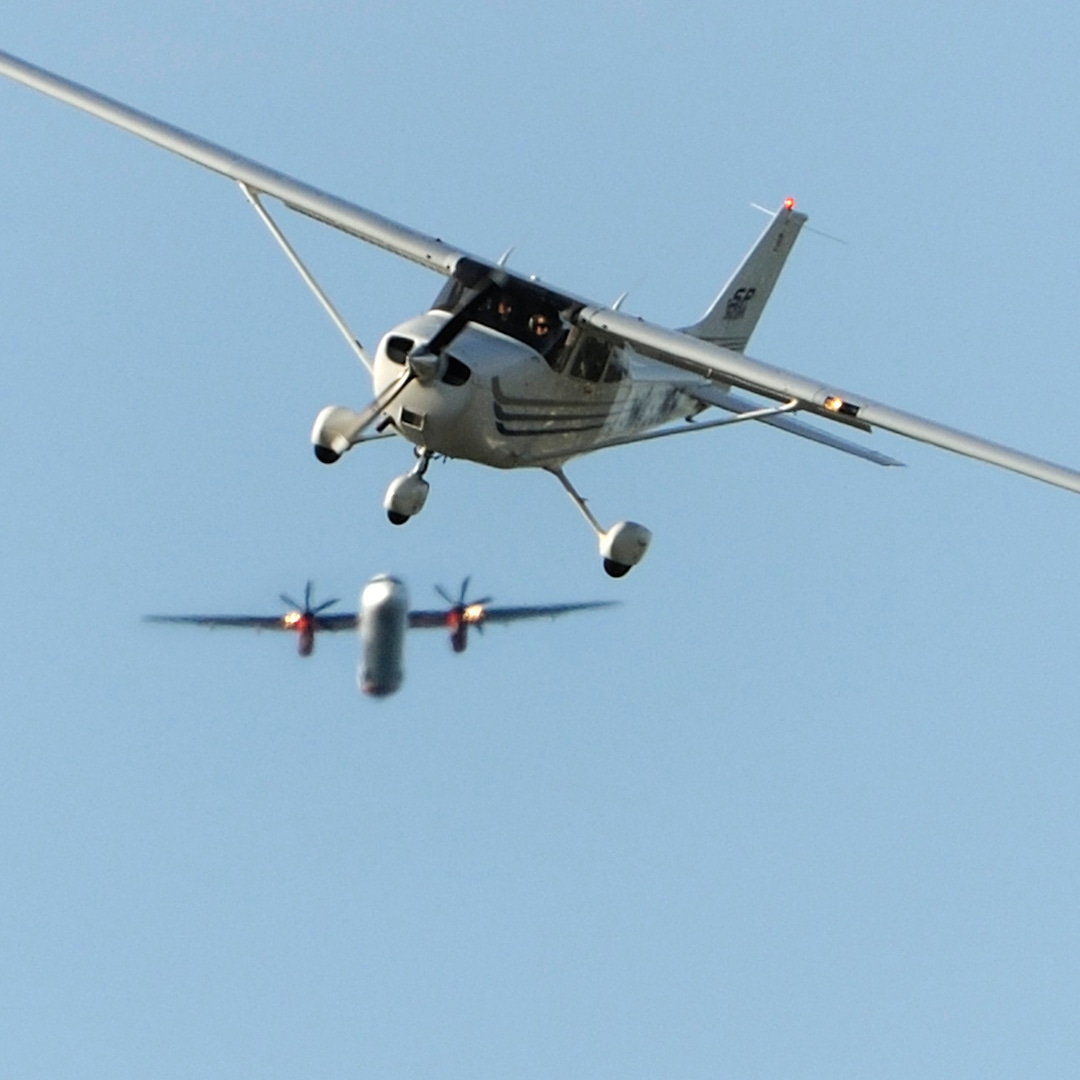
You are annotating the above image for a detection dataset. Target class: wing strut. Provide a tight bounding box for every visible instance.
[532,399,800,460]
[239,183,373,373]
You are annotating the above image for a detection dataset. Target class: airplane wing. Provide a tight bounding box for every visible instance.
[314,613,360,631]
[684,383,904,467]
[474,600,618,624]
[407,600,616,629]
[143,613,358,630]
[576,305,1080,495]
[0,48,472,275]
[407,611,455,629]
[143,614,293,630]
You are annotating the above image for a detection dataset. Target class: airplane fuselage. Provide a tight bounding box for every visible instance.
[358,574,409,697]
[373,305,702,470]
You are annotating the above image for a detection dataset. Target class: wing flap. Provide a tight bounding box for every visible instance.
[0,48,468,274]
[578,305,1080,495]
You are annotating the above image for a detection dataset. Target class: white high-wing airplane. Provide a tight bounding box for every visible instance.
[5,49,1080,577]
[146,577,615,698]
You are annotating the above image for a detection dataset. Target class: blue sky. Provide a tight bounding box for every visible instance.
[3,3,1080,1077]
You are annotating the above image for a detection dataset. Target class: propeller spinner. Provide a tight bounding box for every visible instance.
[434,577,494,653]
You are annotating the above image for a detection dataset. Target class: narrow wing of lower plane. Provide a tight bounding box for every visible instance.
[408,599,616,629]
[0,48,469,275]
[577,304,1080,495]
[469,601,617,624]
[144,614,293,630]
[144,612,357,630]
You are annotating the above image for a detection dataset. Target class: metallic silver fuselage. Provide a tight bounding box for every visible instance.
[373,312,699,468]
[358,575,408,698]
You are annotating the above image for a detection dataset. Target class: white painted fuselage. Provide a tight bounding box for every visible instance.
[373,311,701,469]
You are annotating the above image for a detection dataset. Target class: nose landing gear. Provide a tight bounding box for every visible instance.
[384,449,433,525]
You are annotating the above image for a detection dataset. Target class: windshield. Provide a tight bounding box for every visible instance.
[432,277,569,359]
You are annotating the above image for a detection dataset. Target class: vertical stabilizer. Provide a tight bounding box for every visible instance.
[682,199,807,353]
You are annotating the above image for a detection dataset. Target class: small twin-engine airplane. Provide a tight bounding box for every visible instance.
[145,578,614,697]
[5,49,1080,577]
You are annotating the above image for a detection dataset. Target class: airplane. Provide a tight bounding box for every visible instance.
[4,49,1080,578]
[145,577,615,697]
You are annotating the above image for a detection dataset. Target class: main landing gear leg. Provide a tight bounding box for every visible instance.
[384,447,433,525]
[547,466,652,577]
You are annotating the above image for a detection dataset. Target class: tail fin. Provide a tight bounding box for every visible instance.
[682,199,807,353]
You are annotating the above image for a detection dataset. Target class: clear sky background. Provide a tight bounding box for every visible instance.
[2,3,1079,1077]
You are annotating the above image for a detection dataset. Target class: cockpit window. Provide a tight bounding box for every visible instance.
[568,335,614,383]
[474,285,567,358]
[430,271,574,361]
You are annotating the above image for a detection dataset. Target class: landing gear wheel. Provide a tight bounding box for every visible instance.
[387,510,410,526]
[603,558,632,578]
[314,445,341,464]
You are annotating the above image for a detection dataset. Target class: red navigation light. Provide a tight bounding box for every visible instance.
[782,197,795,211]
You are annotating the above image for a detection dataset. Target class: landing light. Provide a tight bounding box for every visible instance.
[283,611,303,627]
[823,396,845,412]
[463,603,486,623]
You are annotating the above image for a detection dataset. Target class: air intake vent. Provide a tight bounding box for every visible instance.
[385,336,414,364]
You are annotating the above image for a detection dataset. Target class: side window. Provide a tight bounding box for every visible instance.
[569,336,612,383]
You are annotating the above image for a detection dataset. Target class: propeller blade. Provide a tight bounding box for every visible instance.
[280,592,301,610]
[304,580,313,610]
[458,576,472,607]
[435,584,456,606]
[418,276,502,359]
[311,598,340,614]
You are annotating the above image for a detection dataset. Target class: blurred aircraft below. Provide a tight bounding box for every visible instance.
[146,577,615,697]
